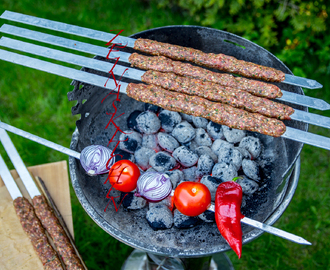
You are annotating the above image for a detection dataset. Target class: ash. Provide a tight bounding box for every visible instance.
[115,108,270,231]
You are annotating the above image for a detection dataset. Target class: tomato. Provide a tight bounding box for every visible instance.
[173,181,211,216]
[107,160,140,192]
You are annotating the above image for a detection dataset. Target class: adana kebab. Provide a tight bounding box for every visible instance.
[129,53,282,99]
[0,154,63,270]
[133,39,285,82]
[13,197,64,270]
[0,129,85,270]
[142,70,294,120]
[126,83,286,137]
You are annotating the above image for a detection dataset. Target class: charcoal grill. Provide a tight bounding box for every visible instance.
[0,10,325,267]
[66,26,305,257]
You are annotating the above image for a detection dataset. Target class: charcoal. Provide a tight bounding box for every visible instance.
[157,132,179,153]
[192,116,209,129]
[146,167,157,173]
[173,209,201,229]
[242,159,261,181]
[236,176,259,195]
[119,130,142,153]
[136,111,161,134]
[182,166,198,181]
[158,110,182,132]
[236,147,252,160]
[239,136,262,159]
[196,154,215,178]
[113,148,135,163]
[120,192,147,210]
[180,112,193,122]
[200,175,223,201]
[146,205,174,231]
[211,139,234,156]
[127,110,143,132]
[194,128,212,147]
[171,121,196,143]
[172,146,199,167]
[149,151,177,172]
[207,121,224,140]
[194,146,218,163]
[212,162,238,182]
[145,103,161,114]
[141,134,160,152]
[182,139,199,151]
[134,146,156,170]
[198,210,215,223]
[217,147,243,170]
[222,126,246,144]
[165,170,184,188]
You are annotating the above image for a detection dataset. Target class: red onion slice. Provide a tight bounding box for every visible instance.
[135,172,172,202]
[80,145,114,176]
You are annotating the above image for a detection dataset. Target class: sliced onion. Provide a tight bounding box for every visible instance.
[80,145,114,176]
[135,172,172,202]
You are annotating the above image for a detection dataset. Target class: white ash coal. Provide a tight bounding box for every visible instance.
[116,104,268,231]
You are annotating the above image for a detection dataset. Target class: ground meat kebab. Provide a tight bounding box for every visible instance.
[133,39,286,82]
[13,197,63,270]
[141,70,294,120]
[126,83,286,137]
[33,195,84,270]
[129,53,282,98]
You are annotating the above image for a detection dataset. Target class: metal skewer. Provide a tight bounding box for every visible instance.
[0,36,330,128]
[0,154,22,200]
[207,205,311,245]
[0,10,322,89]
[0,125,312,246]
[0,50,330,151]
[0,25,328,111]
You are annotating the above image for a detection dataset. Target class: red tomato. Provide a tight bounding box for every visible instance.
[173,181,211,216]
[108,160,140,192]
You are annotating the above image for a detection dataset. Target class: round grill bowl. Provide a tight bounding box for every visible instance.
[68,26,307,257]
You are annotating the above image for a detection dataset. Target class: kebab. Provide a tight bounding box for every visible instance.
[126,83,286,137]
[141,69,294,120]
[129,53,282,98]
[0,154,63,270]
[0,128,85,270]
[133,38,285,82]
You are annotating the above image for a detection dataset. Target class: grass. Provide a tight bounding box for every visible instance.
[0,1,330,269]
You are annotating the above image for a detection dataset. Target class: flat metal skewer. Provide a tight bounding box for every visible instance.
[0,50,330,151]
[0,25,327,111]
[0,37,330,130]
[0,153,22,200]
[0,121,80,159]
[0,10,322,89]
[206,205,311,245]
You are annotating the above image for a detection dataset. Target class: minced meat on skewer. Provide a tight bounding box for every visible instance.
[129,53,282,98]
[142,70,294,120]
[126,83,286,137]
[133,39,286,82]
[13,197,63,270]
[32,195,84,270]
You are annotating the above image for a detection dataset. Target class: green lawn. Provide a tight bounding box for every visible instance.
[0,1,329,269]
